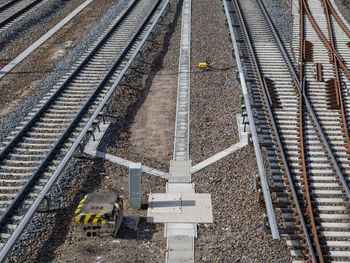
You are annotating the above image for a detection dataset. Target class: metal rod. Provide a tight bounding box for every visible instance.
[223,0,279,239]
[0,0,171,260]
[258,0,350,202]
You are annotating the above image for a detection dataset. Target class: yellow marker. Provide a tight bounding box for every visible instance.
[74,208,81,214]
[199,62,207,68]
[92,213,103,225]
[75,214,82,222]
[84,213,95,225]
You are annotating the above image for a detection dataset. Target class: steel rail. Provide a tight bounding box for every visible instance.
[298,1,324,261]
[224,0,280,240]
[0,0,42,28]
[233,0,315,249]
[257,0,350,204]
[0,0,94,80]
[320,0,350,164]
[0,0,20,12]
[0,0,150,228]
[301,0,350,81]
[0,0,141,229]
[0,0,171,260]
[0,0,139,162]
[325,0,350,37]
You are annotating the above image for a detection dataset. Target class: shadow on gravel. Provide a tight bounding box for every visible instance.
[33,159,106,263]
[116,217,159,241]
[32,0,184,261]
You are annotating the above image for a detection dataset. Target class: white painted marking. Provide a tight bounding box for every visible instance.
[0,0,94,79]
[190,141,247,174]
[147,193,213,223]
[173,0,191,161]
[85,150,170,179]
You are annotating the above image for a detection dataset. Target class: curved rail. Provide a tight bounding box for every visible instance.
[298,0,324,261]
[304,0,350,164]
[258,0,350,203]
[232,0,350,261]
[325,0,350,37]
[0,0,171,260]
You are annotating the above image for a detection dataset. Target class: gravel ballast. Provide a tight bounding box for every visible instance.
[0,0,122,123]
[190,0,291,262]
[5,0,183,262]
[50,0,292,261]
[0,0,127,145]
[8,0,350,261]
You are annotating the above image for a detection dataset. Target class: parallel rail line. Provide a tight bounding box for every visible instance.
[0,0,43,30]
[0,0,171,260]
[226,0,350,261]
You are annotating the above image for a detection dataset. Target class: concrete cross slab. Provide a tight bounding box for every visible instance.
[167,236,194,263]
[165,223,196,237]
[168,235,193,251]
[169,160,191,183]
[190,142,247,174]
[167,251,194,263]
[85,151,170,179]
[166,183,195,194]
[147,193,213,223]
[149,194,182,214]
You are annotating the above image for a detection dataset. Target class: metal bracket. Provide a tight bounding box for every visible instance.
[263,214,271,234]
[37,195,51,213]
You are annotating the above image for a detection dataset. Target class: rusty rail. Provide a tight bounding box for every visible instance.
[302,0,350,81]
[299,1,324,261]
[325,0,350,37]
[322,0,350,162]
[302,0,350,160]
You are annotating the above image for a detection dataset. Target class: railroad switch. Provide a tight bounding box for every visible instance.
[73,192,123,238]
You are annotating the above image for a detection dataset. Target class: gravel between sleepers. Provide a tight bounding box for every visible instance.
[3,0,333,261]
[0,0,85,69]
[190,0,291,262]
[6,0,182,262]
[0,0,121,127]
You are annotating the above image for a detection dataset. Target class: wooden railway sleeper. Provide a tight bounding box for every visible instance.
[303,40,313,62]
[316,63,323,82]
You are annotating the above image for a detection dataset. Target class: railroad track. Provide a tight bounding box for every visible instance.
[0,0,171,260]
[226,0,350,261]
[0,0,43,31]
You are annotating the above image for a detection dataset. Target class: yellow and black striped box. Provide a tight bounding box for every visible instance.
[74,193,123,238]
